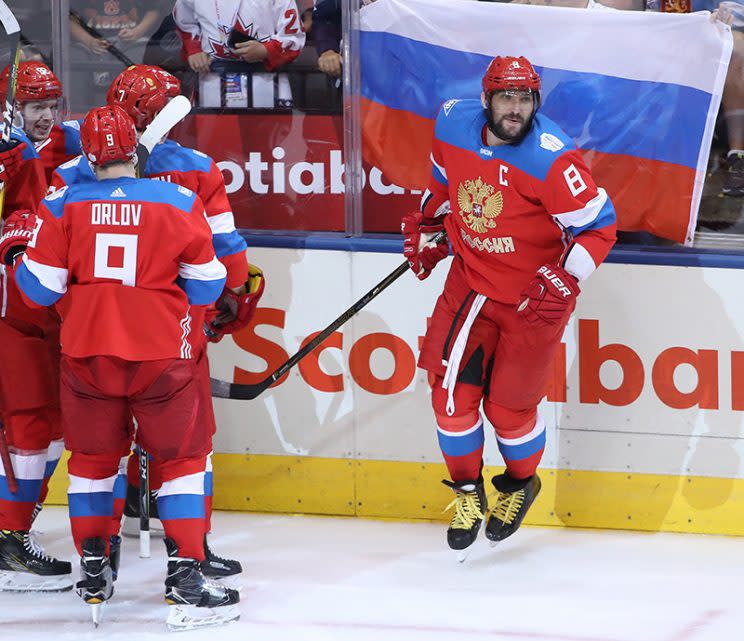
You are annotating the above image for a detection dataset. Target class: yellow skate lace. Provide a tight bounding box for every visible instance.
[443,490,483,530]
[488,488,525,526]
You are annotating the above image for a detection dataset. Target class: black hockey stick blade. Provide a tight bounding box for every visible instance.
[0,1,21,146]
[210,230,448,400]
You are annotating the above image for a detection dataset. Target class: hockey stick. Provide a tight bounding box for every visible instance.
[0,4,21,493]
[210,230,448,400]
[0,420,17,494]
[133,98,192,553]
[138,446,150,558]
[0,1,20,147]
[0,0,21,217]
[69,9,136,68]
[136,94,191,172]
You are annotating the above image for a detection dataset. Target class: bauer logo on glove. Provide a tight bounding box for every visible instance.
[517,263,580,327]
[0,210,40,267]
[205,263,265,343]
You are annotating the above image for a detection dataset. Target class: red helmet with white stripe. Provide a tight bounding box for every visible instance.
[106,65,169,130]
[81,105,137,167]
[0,61,62,105]
[482,56,541,95]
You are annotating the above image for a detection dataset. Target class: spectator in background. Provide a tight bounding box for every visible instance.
[68,1,166,111]
[70,1,164,57]
[313,0,342,78]
[173,0,306,108]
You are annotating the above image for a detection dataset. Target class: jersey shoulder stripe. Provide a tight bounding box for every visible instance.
[146,139,213,175]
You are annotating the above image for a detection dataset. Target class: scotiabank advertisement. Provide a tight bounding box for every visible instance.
[172,113,419,231]
[208,247,744,481]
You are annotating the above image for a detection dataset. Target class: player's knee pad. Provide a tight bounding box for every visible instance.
[4,409,58,450]
[68,451,121,479]
[482,402,537,438]
[431,376,483,430]
[158,455,208,484]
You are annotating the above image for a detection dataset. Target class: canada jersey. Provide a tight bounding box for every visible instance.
[173,0,306,71]
[36,120,82,185]
[15,177,227,361]
[425,99,616,305]
[51,139,248,288]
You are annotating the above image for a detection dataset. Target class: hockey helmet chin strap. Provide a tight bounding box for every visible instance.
[484,90,541,145]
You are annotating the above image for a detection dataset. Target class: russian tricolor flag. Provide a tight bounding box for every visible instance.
[360,0,731,244]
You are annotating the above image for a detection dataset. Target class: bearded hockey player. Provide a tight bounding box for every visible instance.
[50,64,259,579]
[0,62,82,184]
[0,105,239,629]
[402,56,616,557]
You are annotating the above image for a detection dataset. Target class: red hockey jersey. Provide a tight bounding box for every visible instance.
[15,176,227,361]
[35,120,82,185]
[423,99,617,305]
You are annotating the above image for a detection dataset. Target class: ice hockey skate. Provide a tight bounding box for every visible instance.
[442,478,487,562]
[0,529,72,592]
[109,534,121,581]
[201,534,242,581]
[76,537,114,627]
[164,538,240,631]
[485,473,541,545]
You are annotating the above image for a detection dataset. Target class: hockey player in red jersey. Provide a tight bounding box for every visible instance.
[51,64,260,579]
[0,121,70,588]
[0,62,82,184]
[0,105,239,628]
[403,56,616,555]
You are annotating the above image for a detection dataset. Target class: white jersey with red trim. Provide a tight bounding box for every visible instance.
[173,0,306,71]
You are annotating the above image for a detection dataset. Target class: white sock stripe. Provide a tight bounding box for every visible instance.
[436,417,483,438]
[495,414,546,446]
[45,439,65,462]
[68,473,118,494]
[0,451,47,480]
[159,471,205,497]
[116,455,128,475]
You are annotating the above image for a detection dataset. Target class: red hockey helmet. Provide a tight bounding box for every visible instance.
[106,65,169,130]
[81,105,137,167]
[142,65,181,98]
[0,61,62,105]
[482,56,541,95]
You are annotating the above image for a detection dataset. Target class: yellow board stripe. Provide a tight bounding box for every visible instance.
[46,452,744,536]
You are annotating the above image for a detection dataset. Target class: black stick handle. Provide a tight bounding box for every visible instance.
[69,9,136,67]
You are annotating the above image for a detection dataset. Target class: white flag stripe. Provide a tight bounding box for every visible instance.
[361,0,731,94]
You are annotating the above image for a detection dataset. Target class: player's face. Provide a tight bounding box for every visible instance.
[488,90,534,142]
[20,99,58,142]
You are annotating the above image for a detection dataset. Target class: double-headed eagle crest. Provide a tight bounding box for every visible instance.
[456,177,503,234]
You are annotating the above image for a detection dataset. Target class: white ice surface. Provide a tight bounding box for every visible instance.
[1,507,743,641]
